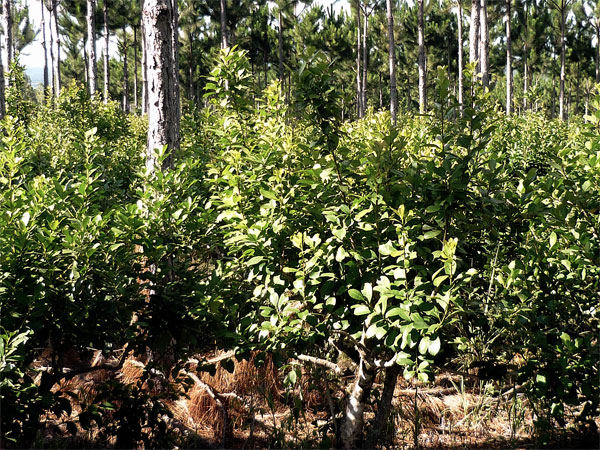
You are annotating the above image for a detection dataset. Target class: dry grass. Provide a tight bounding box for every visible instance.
[33,347,599,449]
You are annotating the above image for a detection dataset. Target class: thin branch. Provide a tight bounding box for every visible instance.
[331,329,373,364]
[295,354,343,375]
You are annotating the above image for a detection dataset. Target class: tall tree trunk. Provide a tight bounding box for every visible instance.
[386,0,397,124]
[340,357,376,449]
[41,0,49,97]
[52,0,61,97]
[551,53,556,118]
[86,0,97,97]
[417,0,426,113]
[48,0,55,97]
[523,3,528,110]
[356,0,362,118]
[469,0,480,72]
[457,0,463,115]
[103,0,110,103]
[595,17,600,83]
[559,4,565,121]
[122,27,129,113]
[143,0,179,171]
[141,0,148,115]
[506,0,512,115]
[133,25,138,110]
[220,0,228,49]
[2,0,13,74]
[575,61,580,116]
[362,3,368,114]
[169,0,180,162]
[479,0,489,87]
[278,8,283,84]
[364,364,401,448]
[84,46,89,85]
[188,30,193,102]
[0,28,5,119]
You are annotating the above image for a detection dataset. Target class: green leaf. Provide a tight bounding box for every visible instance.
[362,283,373,302]
[386,307,410,321]
[582,180,592,192]
[348,289,365,301]
[433,275,448,287]
[428,337,441,356]
[260,188,278,201]
[21,212,30,227]
[353,305,370,316]
[549,232,557,249]
[419,336,430,355]
[246,256,264,266]
[422,230,442,239]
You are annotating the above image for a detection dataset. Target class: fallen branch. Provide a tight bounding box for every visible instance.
[187,350,236,366]
[397,387,458,397]
[184,371,230,449]
[294,354,343,375]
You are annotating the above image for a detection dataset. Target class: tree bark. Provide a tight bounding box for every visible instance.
[506,0,512,115]
[169,0,180,161]
[364,364,401,449]
[86,0,97,97]
[479,0,489,87]
[143,0,179,171]
[594,17,600,83]
[278,7,283,84]
[559,3,565,121]
[523,2,528,110]
[362,2,368,114]
[2,0,13,74]
[122,27,129,113]
[386,0,397,124]
[41,0,49,97]
[141,0,148,115]
[469,0,479,72]
[133,25,138,110]
[48,0,55,97]
[51,0,61,97]
[356,0,362,118]
[220,0,228,49]
[417,0,426,113]
[340,357,376,449]
[457,0,463,115]
[0,26,5,119]
[103,0,110,103]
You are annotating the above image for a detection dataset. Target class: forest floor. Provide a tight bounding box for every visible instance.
[39,350,599,449]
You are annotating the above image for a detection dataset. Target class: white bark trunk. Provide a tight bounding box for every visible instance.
[386,0,397,124]
[457,1,463,115]
[143,0,179,171]
[479,0,489,87]
[220,0,228,49]
[0,25,5,119]
[52,0,61,97]
[103,0,110,103]
[86,0,97,97]
[559,5,566,121]
[469,0,479,71]
[41,0,49,96]
[417,0,426,113]
[362,3,368,114]
[506,0,512,115]
[122,27,129,113]
[340,358,376,449]
[356,0,362,118]
[2,0,13,74]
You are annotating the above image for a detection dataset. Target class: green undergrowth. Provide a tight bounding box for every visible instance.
[1,52,598,448]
